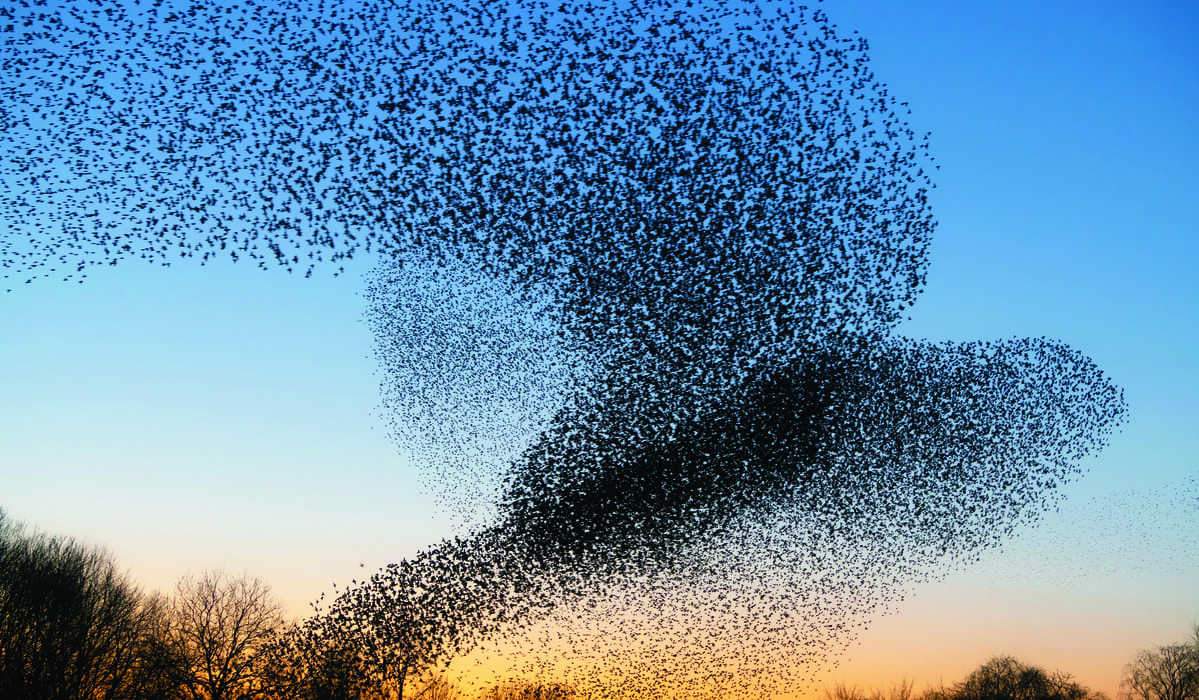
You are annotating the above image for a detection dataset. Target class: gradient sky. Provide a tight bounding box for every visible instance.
[2,0,1197,698]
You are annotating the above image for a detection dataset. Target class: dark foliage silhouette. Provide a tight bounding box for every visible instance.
[1,0,1126,696]
[1121,625,1199,700]
[823,658,1108,700]
[0,510,187,700]
[945,656,1106,700]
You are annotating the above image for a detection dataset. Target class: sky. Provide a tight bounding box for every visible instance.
[2,0,1197,698]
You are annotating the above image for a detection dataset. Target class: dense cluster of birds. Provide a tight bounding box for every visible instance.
[1,0,1126,697]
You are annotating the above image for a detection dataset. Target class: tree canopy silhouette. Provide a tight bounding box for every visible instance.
[1121,625,1199,700]
[0,510,186,700]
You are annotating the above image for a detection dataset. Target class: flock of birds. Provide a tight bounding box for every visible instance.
[2,0,1127,697]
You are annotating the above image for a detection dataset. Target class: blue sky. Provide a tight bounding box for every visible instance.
[1,0,1196,696]
[819,0,1199,694]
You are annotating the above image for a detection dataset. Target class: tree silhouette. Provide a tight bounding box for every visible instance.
[1121,625,1199,700]
[950,656,1103,700]
[823,659,1107,700]
[169,571,285,700]
[0,509,187,700]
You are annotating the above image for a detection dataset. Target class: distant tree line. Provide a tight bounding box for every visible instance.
[3,507,1196,700]
[823,633,1199,700]
[0,509,572,700]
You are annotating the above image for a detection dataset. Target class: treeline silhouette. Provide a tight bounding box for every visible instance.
[824,636,1199,700]
[5,508,1198,700]
[0,508,568,699]
[0,510,182,699]
[821,658,1110,700]
[0,510,273,699]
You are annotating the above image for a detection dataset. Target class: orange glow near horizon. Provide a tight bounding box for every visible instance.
[119,529,1193,700]
[81,542,1190,700]
[261,570,1181,700]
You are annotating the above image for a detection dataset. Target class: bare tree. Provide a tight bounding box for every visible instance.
[1121,626,1199,700]
[824,679,917,700]
[0,509,187,700]
[170,571,285,700]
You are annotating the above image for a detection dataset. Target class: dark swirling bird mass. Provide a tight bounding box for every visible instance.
[1,0,1125,696]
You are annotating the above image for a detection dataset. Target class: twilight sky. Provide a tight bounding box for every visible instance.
[1,0,1196,697]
